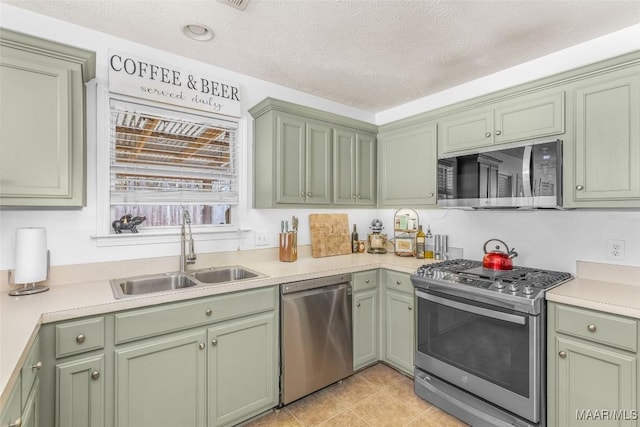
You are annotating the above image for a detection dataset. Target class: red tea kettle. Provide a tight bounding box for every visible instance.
[483,239,518,270]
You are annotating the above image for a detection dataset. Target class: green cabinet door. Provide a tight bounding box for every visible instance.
[22,378,40,427]
[208,312,277,427]
[0,377,22,427]
[333,129,376,206]
[0,29,94,207]
[353,289,379,371]
[554,336,637,427]
[115,331,207,427]
[305,120,332,205]
[439,109,494,153]
[571,66,640,205]
[384,290,414,375]
[379,122,437,207]
[56,355,104,427]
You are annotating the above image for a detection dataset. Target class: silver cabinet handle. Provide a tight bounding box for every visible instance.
[588,324,597,333]
[576,185,584,191]
[76,334,85,344]
[408,305,413,311]
[206,309,213,316]
[351,194,356,199]
[356,194,361,199]
[559,351,567,358]
[365,279,370,284]
[396,280,401,285]
[356,302,361,307]
[199,342,205,350]
[300,192,305,197]
[428,192,434,197]
[485,132,491,137]
[9,417,22,427]
[308,192,312,197]
[32,361,43,371]
[91,371,100,380]
[495,130,502,136]
[211,339,218,346]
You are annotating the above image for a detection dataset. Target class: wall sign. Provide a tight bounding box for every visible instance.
[108,50,241,117]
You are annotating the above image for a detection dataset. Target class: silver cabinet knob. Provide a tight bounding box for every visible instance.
[485,132,491,138]
[365,279,370,284]
[408,305,413,311]
[199,342,205,350]
[396,280,401,285]
[428,193,434,197]
[495,130,502,136]
[356,302,361,307]
[308,192,312,197]
[211,339,218,346]
[32,361,43,371]
[559,351,567,358]
[91,371,100,380]
[351,194,356,199]
[76,334,86,344]
[576,185,584,191]
[300,192,305,197]
[206,309,213,316]
[356,194,361,199]
[588,324,597,333]
[9,417,22,427]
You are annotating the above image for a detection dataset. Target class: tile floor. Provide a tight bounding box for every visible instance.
[245,363,469,427]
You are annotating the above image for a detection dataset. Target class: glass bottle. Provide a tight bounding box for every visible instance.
[351,224,359,253]
[425,226,434,259]
[415,225,425,259]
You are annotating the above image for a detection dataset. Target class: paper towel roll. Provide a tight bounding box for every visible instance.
[14,227,48,284]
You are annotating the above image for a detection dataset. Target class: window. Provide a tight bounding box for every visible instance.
[108,99,238,231]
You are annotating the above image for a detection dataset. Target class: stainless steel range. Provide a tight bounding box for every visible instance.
[411,259,572,427]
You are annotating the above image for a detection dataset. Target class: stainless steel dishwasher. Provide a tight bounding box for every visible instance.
[280,273,353,405]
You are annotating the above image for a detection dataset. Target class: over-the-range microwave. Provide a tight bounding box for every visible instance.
[437,139,562,209]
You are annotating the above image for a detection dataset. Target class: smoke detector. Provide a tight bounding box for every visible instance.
[216,0,250,11]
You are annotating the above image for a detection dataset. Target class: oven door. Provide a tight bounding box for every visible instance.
[414,289,541,423]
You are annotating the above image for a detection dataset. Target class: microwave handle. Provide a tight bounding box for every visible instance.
[416,290,527,325]
[522,145,533,198]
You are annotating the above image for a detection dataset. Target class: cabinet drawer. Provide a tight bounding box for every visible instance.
[115,286,277,344]
[21,334,41,408]
[352,270,378,292]
[55,317,105,358]
[383,270,413,295]
[555,304,637,352]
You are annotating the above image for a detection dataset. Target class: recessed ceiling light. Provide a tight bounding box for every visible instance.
[182,24,214,41]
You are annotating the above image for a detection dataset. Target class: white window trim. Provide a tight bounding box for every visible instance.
[92,83,250,246]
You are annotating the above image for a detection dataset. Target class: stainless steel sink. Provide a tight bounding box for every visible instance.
[190,266,261,284]
[110,273,198,299]
[110,266,264,298]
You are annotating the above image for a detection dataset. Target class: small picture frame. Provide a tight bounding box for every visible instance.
[395,236,415,256]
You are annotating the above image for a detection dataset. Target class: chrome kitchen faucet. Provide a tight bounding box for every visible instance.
[180,208,197,273]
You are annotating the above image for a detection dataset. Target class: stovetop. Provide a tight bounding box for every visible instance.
[412,259,573,314]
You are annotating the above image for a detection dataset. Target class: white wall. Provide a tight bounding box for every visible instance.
[1,5,639,275]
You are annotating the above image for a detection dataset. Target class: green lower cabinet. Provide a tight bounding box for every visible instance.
[554,336,637,427]
[56,354,105,427]
[208,312,278,427]
[22,378,40,427]
[353,289,379,370]
[383,290,414,375]
[0,377,22,427]
[115,330,207,427]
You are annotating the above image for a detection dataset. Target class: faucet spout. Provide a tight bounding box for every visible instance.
[180,208,197,273]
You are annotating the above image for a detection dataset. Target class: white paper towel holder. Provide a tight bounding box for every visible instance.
[9,227,50,296]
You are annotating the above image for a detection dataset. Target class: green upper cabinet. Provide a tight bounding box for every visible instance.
[438,89,565,155]
[0,29,95,207]
[378,121,437,207]
[274,113,332,205]
[566,64,640,207]
[250,97,377,208]
[333,128,376,206]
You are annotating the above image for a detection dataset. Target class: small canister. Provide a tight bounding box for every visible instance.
[434,234,442,260]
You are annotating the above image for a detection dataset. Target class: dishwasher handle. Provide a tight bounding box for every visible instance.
[281,273,352,294]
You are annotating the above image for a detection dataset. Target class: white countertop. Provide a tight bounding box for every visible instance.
[0,246,431,409]
[545,261,640,319]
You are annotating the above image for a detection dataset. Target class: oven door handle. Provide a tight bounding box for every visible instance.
[416,290,527,325]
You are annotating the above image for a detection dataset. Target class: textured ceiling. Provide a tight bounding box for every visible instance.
[3,0,640,112]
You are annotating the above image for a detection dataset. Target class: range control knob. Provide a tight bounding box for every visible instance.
[522,285,535,295]
[493,279,506,289]
[507,283,519,293]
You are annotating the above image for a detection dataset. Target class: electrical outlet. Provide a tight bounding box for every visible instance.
[606,239,625,261]
[255,230,269,246]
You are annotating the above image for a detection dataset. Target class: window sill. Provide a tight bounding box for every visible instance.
[90,227,251,247]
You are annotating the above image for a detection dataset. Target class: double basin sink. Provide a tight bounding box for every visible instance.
[110,266,264,299]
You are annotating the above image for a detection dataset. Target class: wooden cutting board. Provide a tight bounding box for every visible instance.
[309,213,352,258]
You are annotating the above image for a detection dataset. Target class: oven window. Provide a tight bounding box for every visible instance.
[417,294,530,398]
